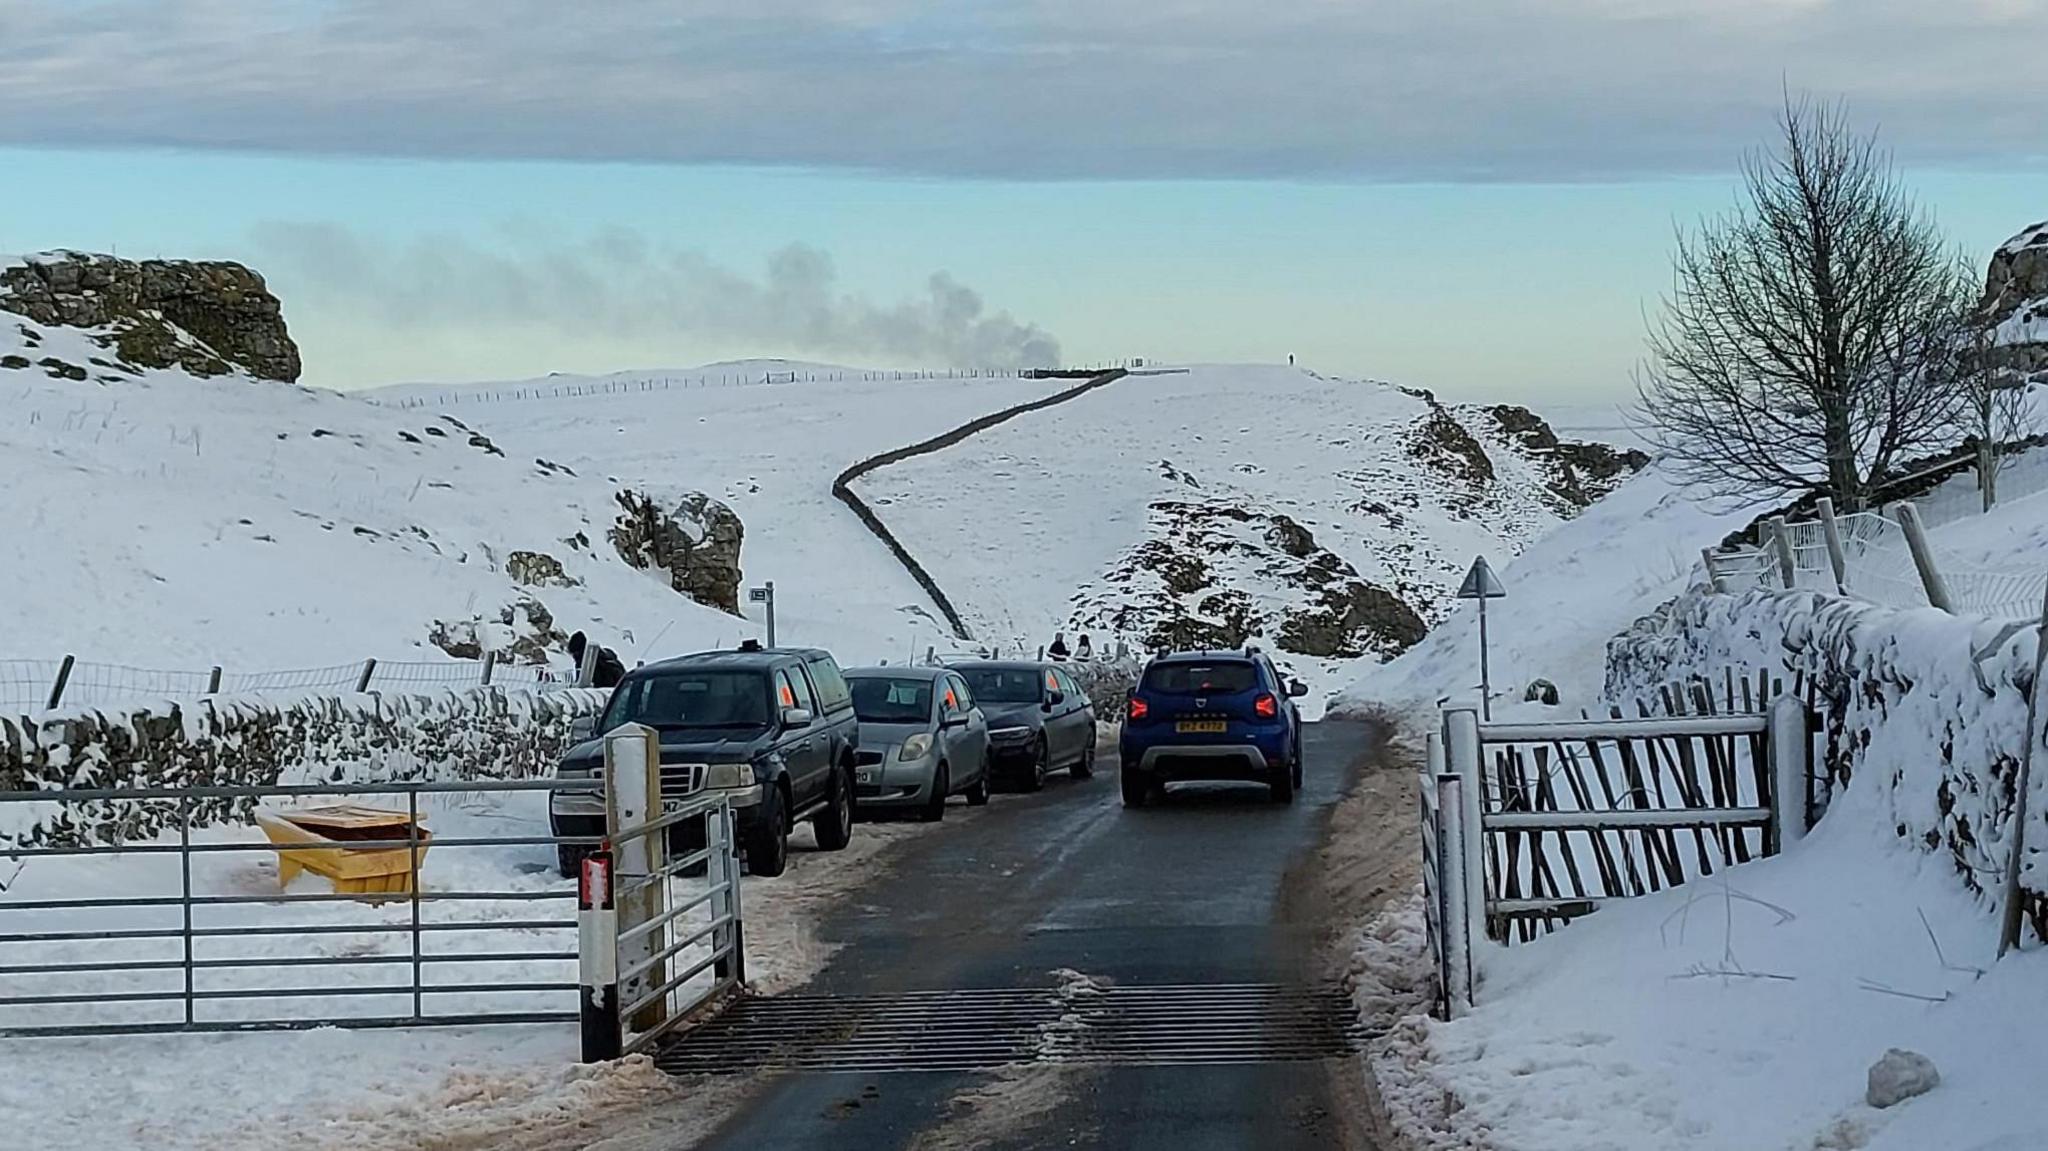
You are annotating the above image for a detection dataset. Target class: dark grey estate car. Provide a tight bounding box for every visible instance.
[550,643,859,878]
[948,660,1097,791]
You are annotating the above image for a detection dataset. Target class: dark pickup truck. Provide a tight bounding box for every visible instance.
[549,643,861,877]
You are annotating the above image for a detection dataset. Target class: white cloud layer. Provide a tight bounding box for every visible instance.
[1,0,2043,179]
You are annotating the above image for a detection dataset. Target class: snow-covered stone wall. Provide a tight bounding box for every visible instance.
[0,686,607,850]
[1607,589,2046,943]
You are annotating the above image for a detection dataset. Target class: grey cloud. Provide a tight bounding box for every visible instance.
[249,222,1061,369]
[1,1,2044,179]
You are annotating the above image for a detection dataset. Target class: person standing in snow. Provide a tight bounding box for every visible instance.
[1047,633,1071,661]
[566,631,627,689]
[1075,634,1094,661]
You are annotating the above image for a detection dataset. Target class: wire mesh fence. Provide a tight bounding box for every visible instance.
[1707,502,2046,622]
[2,655,572,717]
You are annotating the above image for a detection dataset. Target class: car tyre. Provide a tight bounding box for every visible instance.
[746,785,791,877]
[921,763,951,823]
[1120,767,1152,808]
[1269,763,1296,804]
[814,767,855,851]
[1023,737,1048,792]
[1292,743,1304,790]
[1071,730,1096,779]
[965,763,991,806]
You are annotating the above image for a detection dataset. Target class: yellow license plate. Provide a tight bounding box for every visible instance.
[1176,720,1227,733]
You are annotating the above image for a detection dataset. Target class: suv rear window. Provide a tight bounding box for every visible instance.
[1144,661,1259,695]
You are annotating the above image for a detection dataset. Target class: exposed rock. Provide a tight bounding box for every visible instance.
[1074,498,1427,662]
[37,357,86,381]
[1865,1048,1940,1109]
[506,550,579,588]
[1487,404,1650,507]
[1524,678,1560,705]
[0,251,300,381]
[1408,402,1495,488]
[428,595,567,665]
[1,354,32,371]
[609,489,745,615]
[1981,220,2048,385]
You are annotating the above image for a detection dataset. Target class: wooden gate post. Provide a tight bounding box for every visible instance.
[1815,497,1849,595]
[1769,517,1798,588]
[1888,502,1954,612]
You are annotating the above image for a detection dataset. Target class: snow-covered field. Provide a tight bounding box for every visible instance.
[854,364,1604,708]
[3,318,1073,682]
[1342,443,2048,1151]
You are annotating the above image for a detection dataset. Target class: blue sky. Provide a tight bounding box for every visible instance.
[1,1,2043,398]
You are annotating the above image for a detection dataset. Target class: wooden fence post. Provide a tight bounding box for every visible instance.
[1769,516,1797,588]
[356,658,377,693]
[1887,502,1953,612]
[1815,497,1848,595]
[1700,548,1727,593]
[46,655,74,711]
[481,650,497,686]
[206,666,222,694]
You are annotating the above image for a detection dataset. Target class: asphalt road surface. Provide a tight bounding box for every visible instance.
[681,719,1392,1150]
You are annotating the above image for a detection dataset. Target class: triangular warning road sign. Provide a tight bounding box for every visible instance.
[1456,555,1506,599]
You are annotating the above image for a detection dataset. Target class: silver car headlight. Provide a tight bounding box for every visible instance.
[991,725,1031,741]
[899,733,934,761]
[704,762,751,789]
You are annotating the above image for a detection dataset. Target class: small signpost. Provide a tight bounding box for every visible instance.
[1457,556,1507,719]
[748,582,777,648]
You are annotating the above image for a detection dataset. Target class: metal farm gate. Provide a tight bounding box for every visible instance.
[1420,693,1812,1018]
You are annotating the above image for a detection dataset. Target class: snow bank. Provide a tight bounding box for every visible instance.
[1339,462,1769,717]
[0,685,605,849]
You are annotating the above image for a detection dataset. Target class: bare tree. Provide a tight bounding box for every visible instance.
[1961,319,2037,511]
[1636,96,1977,510]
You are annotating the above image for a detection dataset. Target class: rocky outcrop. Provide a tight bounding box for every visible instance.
[429,596,568,665]
[0,251,301,381]
[1073,499,1426,662]
[1981,220,2047,386]
[609,489,745,615]
[1487,404,1650,506]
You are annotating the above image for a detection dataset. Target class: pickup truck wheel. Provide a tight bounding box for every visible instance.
[921,764,950,823]
[813,767,855,851]
[746,786,791,877]
[1070,730,1096,779]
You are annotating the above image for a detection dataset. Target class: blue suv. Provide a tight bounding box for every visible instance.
[1118,648,1308,807]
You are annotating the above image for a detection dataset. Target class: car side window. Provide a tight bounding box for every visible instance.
[775,668,815,715]
[1060,669,1088,705]
[939,676,964,716]
[805,657,852,713]
[948,674,976,712]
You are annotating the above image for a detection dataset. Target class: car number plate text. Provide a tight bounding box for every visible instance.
[1176,720,1228,733]
[856,769,876,783]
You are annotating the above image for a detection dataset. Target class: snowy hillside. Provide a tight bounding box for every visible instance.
[849,365,1644,701]
[2,314,1067,683]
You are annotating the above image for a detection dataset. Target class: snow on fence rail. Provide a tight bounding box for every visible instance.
[0,653,568,715]
[1421,674,1814,1017]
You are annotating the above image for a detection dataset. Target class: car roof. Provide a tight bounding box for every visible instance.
[638,646,829,673]
[843,665,948,680]
[947,660,1052,672]
[1150,649,1258,664]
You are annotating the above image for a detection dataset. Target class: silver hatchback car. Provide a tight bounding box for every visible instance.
[844,666,991,821]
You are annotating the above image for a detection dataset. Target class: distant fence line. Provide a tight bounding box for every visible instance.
[365,364,1148,412]
[1703,460,2048,621]
[0,654,564,716]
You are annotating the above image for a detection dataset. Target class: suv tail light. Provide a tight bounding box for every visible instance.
[1128,695,1149,721]
[1253,693,1278,719]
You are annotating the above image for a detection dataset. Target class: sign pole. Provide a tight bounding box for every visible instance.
[1456,555,1506,722]
[765,580,777,648]
[1478,593,1491,721]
